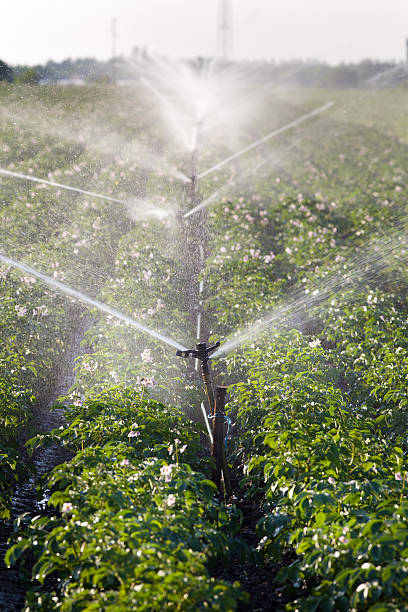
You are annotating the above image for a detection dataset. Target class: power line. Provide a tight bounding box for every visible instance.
[111,17,118,83]
[217,0,233,60]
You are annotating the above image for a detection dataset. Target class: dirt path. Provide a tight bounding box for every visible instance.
[0,318,89,611]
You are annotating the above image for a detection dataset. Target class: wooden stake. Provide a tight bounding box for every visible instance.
[211,386,232,497]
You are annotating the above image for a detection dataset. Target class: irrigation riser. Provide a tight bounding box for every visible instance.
[176,342,232,497]
[179,125,231,489]
[178,172,233,477]
[180,175,210,341]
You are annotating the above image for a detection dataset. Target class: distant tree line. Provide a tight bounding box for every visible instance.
[0,60,13,83]
[256,59,399,88]
[0,59,39,84]
[0,54,404,88]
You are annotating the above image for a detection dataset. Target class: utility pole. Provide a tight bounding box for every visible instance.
[111,17,118,83]
[217,0,233,60]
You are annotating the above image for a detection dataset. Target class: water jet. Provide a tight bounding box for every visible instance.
[198,102,334,180]
[0,253,187,352]
[0,168,126,205]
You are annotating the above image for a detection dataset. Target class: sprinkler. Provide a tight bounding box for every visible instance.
[190,163,199,205]
[176,341,220,411]
[176,342,232,496]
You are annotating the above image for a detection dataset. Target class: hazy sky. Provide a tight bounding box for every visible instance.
[1,0,407,66]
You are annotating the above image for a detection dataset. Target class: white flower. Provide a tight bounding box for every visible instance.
[328,477,336,485]
[136,376,155,388]
[83,361,97,373]
[128,430,140,438]
[166,494,176,507]
[33,305,49,317]
[264,253,275,263]
[15,305,27,317]
[141,349,153,363]
[120,459,130,467]
[62,502,73,513]
[395,472,403,481]
[160,464,176,482]
[23,276,36,285]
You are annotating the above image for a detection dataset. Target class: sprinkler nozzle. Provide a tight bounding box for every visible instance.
[176,341,220,362]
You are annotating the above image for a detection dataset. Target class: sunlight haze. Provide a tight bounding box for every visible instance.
[0,0,407,65]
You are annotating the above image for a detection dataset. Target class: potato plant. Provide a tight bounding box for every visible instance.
[1,81,408,610]
[199,84,408,609]
[7,388,245,611]
[0,83,171,519]
[223,329,408,609]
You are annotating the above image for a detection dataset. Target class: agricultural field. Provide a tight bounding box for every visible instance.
[0,69,408,611]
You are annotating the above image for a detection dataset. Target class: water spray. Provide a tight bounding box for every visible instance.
[183,103,334,220]
[197,102,334,180]
[0,168,126,205]
[211,222,408,360]
[176,342,231,495]
[0,253,187,352]
[183,142,295,219]
[183,181,232,219]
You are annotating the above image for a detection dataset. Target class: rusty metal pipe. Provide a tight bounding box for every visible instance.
[201,357,215,415]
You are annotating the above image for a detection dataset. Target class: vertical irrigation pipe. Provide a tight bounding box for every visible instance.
[183,113,218,443]
[195,244,205,370]
[186,118,207,359]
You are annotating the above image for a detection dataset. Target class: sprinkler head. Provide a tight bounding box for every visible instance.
[175,210,185,223]
[176,341,220,362]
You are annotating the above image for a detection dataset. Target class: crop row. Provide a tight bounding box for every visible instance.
[1,83,408,609]
[225,319,408,609]
[7,387,245,611]
[201,91,408,609]
[0,84,166,518]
